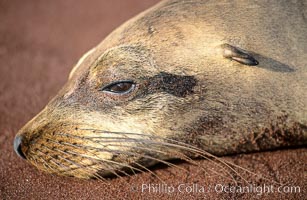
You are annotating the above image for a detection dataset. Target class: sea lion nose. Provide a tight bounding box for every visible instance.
[14,135,27,159]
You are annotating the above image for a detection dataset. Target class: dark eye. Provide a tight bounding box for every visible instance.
[100,80,135,94]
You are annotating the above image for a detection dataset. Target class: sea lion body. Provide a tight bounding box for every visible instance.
[14,0,307,178]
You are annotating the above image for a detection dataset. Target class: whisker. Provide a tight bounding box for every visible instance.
[46,137,146,176]
[48,135,185,175]
[133,162,164,183]
[73,130,264,184]
[32,152,56,173]
[55,130,277,184]
[66,150,140,178]
[58,132,245,182]
[57,132,245,182]
[28,152,42,171]
[161,148,240,183]
[93,142,188,172]
[53,148,108,181]
[36,149,70,174]
[36,157,56,174]
[40,145,103,180]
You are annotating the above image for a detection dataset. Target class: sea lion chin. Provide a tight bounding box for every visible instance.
[14,0,307,179]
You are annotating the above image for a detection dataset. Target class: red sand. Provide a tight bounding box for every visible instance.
[0,1,306,199]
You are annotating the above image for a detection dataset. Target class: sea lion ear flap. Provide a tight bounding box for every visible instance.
[220,44,259,66]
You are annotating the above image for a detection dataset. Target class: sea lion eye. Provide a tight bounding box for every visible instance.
[100,81,135,94]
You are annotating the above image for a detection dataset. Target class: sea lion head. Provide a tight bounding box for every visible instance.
[14,0,307,179]
[13,42,204,178]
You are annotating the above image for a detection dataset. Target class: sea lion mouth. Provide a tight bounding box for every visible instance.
[18,125,188,179]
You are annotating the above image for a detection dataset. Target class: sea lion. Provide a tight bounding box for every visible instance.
[14,0,307,179]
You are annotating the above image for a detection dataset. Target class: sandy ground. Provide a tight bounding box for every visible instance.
[0,1,306,199]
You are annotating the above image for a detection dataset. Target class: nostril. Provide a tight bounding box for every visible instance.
[14,135,27,160]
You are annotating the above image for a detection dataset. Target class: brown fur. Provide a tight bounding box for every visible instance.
[15,0,307,179]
